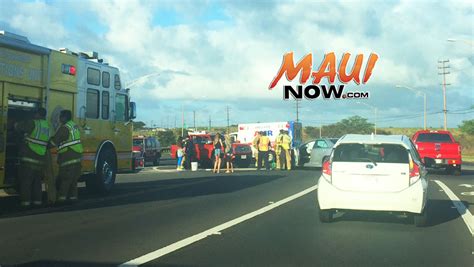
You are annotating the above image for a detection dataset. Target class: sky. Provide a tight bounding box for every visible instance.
[0,0,472,128]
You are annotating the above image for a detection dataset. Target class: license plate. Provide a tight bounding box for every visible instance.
[241,155,247,159]
[435,159,443,164]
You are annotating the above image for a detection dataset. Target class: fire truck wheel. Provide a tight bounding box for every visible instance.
[86,149,117,194]
[153,153,161,166]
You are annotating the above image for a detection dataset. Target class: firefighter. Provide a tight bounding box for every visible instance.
[252,131,261,167]
[15,108,50,208]
[49,110,83,203]
[281,130,292,170]
[275,130,284,170]
[257,131,271,171]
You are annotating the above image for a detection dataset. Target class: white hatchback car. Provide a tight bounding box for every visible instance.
[317,134,429,226]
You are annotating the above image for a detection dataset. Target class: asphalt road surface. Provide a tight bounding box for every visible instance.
[0,162,472,267]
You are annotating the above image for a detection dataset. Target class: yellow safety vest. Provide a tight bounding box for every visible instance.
[26,119,50,156]
[58,121,83,154]
[258,136,270,151]
[281,134,291,150]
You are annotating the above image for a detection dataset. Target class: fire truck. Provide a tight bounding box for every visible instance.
[0,31,137,194]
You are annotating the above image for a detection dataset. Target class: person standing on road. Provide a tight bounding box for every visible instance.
[49,110,83,204]
[224,134,234,173]
[252,131,261,167]
[280,130,292,170]
[257,131,271,171]
[213,133,223,173]
[182,135,194,170]
[176,136,184,170]
[15,108,50,208]
[275,130,284,170]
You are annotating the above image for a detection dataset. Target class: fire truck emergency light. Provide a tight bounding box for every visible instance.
[61,64,76,76]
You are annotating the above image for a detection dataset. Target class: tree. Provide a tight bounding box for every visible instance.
[302,115,384,140]
[156,130,177,147]
[459,119,474,135]
[133,121,146,130]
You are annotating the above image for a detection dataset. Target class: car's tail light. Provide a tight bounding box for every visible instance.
[322,159,332,183]
[409,160,420,185]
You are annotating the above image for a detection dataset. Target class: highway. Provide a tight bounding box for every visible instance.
[0,160,472,267]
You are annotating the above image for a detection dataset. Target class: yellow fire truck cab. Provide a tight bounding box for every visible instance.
[0,31,137,194]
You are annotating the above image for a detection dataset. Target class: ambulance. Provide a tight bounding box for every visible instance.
[236,121,302,163]
[0,31,137,194]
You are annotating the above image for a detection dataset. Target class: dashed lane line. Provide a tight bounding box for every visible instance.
[433,180,474,236]
[118,184,318,267]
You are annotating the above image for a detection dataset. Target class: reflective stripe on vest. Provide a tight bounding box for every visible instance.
[59,158,82,167]
[58,121,83,154]
[27,120,50,156]
[20,157,43,165]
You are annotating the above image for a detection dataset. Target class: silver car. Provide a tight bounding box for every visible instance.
[298,138,339,167]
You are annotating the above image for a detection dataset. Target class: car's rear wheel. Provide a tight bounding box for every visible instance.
[446,165,461,176]
[414,206,429,227]
[454,165,461,176]
[319,209,334,223]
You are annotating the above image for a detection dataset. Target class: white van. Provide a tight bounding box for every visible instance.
[317,134,429,226]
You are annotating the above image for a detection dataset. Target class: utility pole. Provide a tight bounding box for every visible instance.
[174,115,177,129]
[208,115,211,131]
[295,100,300,122]
[181,106,184,136]
[438,59,450,130]
[193,110,196,131]
[226,106,230,134]
[319,125,322,138]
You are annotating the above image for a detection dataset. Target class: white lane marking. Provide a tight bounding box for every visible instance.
[118,184,318,267]
[434,180,474,236]
[460,192,474,196]
[459,184,474,188]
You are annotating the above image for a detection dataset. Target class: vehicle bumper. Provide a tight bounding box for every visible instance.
[424,157,462,168]
[233,153,252,161]
[133,157,145,170]
[317,176,428,214]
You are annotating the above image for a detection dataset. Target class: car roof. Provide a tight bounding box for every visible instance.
[336,134,411,148]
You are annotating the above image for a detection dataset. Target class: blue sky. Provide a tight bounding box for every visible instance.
[0,0,472,129]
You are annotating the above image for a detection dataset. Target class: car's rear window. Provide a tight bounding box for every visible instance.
[234,145,251,153]
[193,136,211,145]
[133,139,143,146]
[415,133,452,143]
[333,143,409,164]
[329,138,339,144]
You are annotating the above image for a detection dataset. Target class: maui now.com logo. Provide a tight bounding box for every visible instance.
[268,52,379,100]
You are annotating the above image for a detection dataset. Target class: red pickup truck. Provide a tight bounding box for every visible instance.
[412,130,462,175]
[170,133,253,168]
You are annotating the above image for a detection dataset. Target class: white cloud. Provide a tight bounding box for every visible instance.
[0,0,472,127]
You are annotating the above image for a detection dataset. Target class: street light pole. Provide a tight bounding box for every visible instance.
[395,85,427,130]
[356,101,377,135]
[374,107,377,135]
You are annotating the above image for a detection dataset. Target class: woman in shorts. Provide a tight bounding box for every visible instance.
[213,133,223,173]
